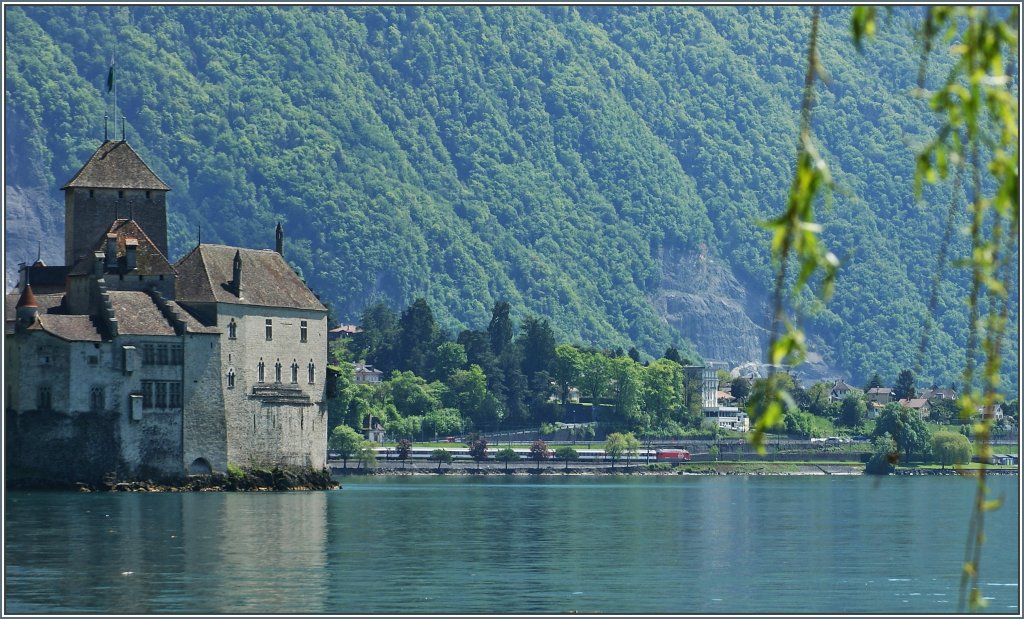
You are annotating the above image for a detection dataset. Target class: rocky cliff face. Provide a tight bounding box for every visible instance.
[653,245,769,367]
[653,245,845,384]
[5,185,64,290]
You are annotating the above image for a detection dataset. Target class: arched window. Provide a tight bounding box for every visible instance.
[227,368,236,389]
[308,360,316,384]
[228,319,237,340]
[275,359,282,383]
[257,359,265,383]
[291,360,299,384]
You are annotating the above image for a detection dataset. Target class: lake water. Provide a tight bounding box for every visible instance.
[4,475,1019,614]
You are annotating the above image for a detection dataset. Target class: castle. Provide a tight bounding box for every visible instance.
[5,139,329,484]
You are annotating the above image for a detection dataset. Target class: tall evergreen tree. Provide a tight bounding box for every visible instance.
[396,298,442,377]
[893,369,917,401]
[487,301,513,358]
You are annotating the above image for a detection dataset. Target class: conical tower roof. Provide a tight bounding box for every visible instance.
[15,283,38,309]
[61,140,170,191]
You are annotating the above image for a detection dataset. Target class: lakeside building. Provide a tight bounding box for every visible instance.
[5,139,328,484]
[696,366,749,432]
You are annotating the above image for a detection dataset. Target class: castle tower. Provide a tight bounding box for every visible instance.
[62,140,171,267]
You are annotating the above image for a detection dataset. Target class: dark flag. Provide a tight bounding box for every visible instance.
[107,58,114,93]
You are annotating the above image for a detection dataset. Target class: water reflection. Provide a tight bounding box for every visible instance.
[6,491,329,613]
[6,476,1019,614]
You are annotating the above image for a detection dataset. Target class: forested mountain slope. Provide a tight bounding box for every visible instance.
[4,5,1017,390]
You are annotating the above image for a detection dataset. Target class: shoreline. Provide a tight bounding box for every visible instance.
[332,461,1020,477]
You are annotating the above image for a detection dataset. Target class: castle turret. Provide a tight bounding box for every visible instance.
[15,283,39,329]
[62,141,170,267]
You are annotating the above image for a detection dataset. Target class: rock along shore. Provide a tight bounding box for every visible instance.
[7,467,340,492]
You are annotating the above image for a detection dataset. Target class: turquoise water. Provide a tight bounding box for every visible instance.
[4,475,1019,614]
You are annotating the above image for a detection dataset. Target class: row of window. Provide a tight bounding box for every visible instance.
[225,359,317,388]
[227,319,309,343]
[141,380,183,409]
[142,343,184,366]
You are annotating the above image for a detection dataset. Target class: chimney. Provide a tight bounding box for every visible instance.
[105,234,118,269]
[275,222,284,256]
[232,250,243,298]
[125,239,138,270]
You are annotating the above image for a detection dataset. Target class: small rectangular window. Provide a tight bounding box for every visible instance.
[300,320,308,343]
[90,387,105,411]
[156,344,169,365]
[169,382,182,408]
[142,381,154,408]
[265,319,273,341]
[155,382,168,408]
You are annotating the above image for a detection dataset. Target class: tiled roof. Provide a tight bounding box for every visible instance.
[62,141,170,191]
[108,291,176,336]
[31,314,102,342]
[867,387,892,394]
[175,244,325,312]
[67,219,175,276]
[167,301,220,334]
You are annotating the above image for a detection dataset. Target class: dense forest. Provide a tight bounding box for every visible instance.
[4,5,1018,392]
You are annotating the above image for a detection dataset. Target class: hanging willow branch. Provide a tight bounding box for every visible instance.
[854,6,1018,613]
[751,6,838,453]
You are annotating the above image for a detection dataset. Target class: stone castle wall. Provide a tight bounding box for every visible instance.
[218,303,328,469]
[65,187,167,265]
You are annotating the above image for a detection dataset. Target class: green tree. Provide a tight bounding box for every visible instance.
[865,432,898,475]
[708,444,720,462]
[929,398,960,425]
[529,438,550,471]
[430,341,467,382]
[389,415,423,441]
[553,344,583,411]
[838,393,867,428]
[580,351,612,419]
[495,446,520,472]
[431,448,453,473]
[329,425,364,469]
[386,371,444,418]
[396,438,412,469]
[423,407,463,440]
[622,432,641,467]
[396,298,443,377]
[864,372,884,391]
[604,432,626,469]
[468,437,489,472]
[893,369,916,401]
[519,316,556,382]
[931,431,973,469]
[730,376,751,403]
[356,441,378,470]
[351,302,398,369]
[662,347,682,364]
[871,403,931,463]
[555,445,579,471]
[487,301,513,357]
[784,410,815,439]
